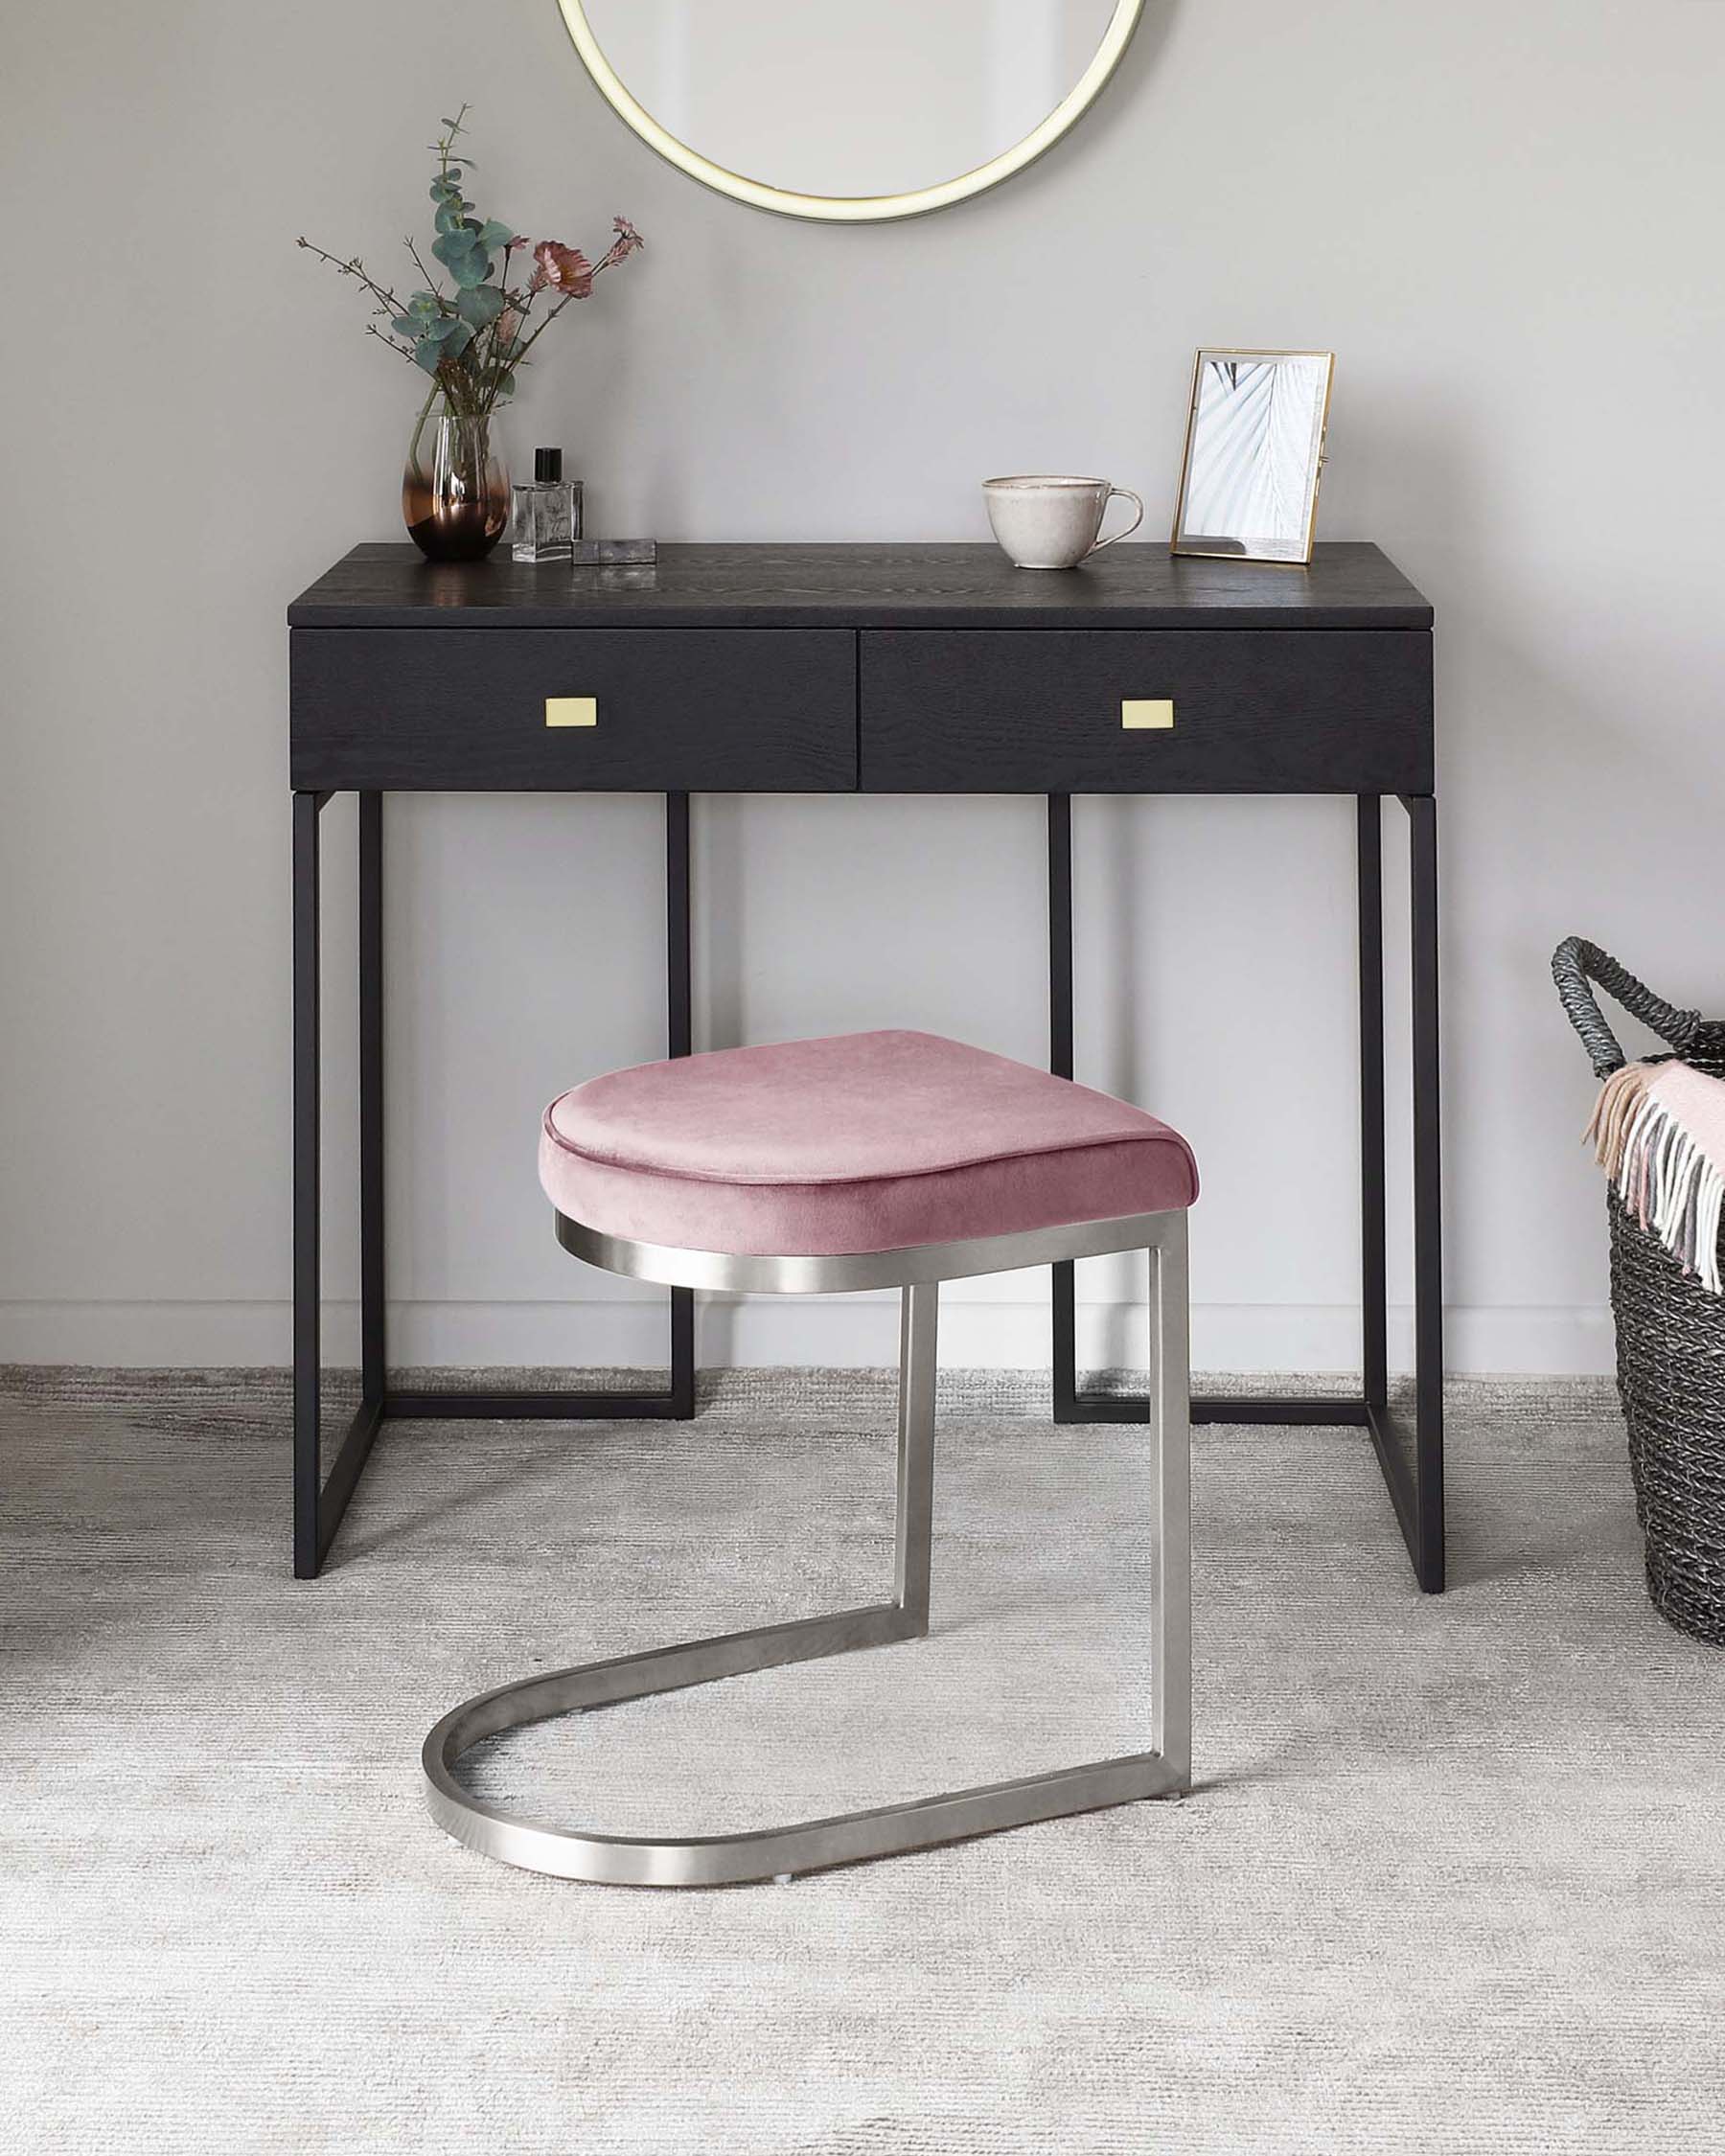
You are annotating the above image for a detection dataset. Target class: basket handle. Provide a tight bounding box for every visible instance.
[1552,937,1702,1079]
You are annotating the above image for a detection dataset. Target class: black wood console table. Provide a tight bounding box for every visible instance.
[288,541,1440,1589]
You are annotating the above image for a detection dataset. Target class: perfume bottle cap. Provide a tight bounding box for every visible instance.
[534,447,563,483]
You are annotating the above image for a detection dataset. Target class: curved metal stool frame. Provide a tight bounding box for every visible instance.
[423,1205,1191,1887]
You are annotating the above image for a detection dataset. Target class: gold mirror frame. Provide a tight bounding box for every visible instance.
[556,0,1146,223]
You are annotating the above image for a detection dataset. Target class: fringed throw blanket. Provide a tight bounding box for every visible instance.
[1588,1061,1725,1294]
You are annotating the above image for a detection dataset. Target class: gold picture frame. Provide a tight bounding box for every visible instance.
[1171,350,1335,566]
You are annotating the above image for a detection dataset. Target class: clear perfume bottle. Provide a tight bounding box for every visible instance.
[511,447,583,563]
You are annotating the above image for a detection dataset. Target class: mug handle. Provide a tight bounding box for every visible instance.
[1086,486,1145,557]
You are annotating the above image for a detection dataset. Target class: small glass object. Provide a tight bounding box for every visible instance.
[511,447,583,563]
[569,538,657,566]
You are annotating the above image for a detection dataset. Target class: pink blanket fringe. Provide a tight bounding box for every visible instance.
[1586,1061,1725,1294]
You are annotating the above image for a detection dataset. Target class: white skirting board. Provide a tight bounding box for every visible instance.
[0,1296,1622,1375]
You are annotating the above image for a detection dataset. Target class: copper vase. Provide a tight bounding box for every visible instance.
[402,403,509,562]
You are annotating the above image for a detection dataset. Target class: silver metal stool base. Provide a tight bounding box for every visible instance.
[423,1211,1191,1887]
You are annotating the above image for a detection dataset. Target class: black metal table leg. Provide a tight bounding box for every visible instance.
[291,790,323,1580]
[293,790,699,1577]
[667,791,697,1418]
[358,791,385,1406]
[1046,791,1445,1592]
[1048,796,1078,1420]
[1357,794,1445,1592]
[1407,792,1445,1587]
[1358,797,1389,1413]
[292,791,385,1579]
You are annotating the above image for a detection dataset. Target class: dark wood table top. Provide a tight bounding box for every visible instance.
[288,540,1433,632]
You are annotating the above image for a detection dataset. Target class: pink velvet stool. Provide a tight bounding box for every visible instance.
[424,1030,1197,1886]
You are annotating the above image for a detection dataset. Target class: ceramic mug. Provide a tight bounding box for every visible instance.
[983,474,1145,570]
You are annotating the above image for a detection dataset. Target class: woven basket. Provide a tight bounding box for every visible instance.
[1553,937,1725,1645]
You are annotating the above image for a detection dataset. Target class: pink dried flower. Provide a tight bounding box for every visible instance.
[532,241,593,298]
[610,216,644,258]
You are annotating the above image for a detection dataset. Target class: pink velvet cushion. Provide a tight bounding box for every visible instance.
[540,1030,1197,1257]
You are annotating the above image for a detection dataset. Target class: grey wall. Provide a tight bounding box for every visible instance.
[5,0,1723,1375]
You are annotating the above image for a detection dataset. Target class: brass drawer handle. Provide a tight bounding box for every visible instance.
[545,697,598,728]
[1121,700,1175,730]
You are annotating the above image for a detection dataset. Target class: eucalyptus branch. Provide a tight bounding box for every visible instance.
[435,104,471,186]
[404,240,446,306]
[299,110,640,424]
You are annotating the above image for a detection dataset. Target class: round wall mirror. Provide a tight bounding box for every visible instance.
[558,0,1145,223]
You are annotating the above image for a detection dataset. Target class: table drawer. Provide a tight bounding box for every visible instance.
[291,628,858,791]
[861,630,1432,793]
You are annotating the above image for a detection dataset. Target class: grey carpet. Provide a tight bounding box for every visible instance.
[2,1366,1721,2153]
